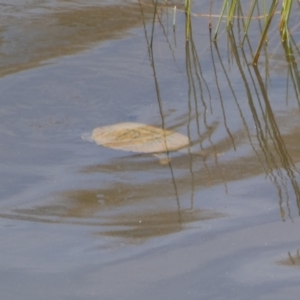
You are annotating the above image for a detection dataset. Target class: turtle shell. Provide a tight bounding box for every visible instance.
[92,122,190,154]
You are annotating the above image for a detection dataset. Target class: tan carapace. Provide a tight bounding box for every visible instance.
[92,122,190,163]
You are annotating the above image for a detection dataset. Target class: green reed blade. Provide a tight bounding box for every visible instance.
[185,0,191,41]
[213,0,228,40]
[242,0,258,46]
[227,0,239,28]
[253,0,278,65]
[280,0,292,41]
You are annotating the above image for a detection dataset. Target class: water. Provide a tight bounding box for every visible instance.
[1,1,300,299]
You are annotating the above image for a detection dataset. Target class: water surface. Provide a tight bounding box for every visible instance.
[1,1,300,299]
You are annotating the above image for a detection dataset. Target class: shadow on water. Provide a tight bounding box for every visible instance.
[2,1,300,242]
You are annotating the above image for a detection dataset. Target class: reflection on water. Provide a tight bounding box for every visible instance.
[278,249,300,267]
[1,1,300,242]
[0,122,244,239]
[2,2,300,299]
[98,209,224,240]
[10,194,224,240]
[4,109,300,239]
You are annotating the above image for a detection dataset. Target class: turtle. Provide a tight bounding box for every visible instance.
[91,122,210,164]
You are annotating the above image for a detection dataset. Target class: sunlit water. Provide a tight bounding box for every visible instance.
[1,1,300,299]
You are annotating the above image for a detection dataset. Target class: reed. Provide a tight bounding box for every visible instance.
[185,0,191,40]
[213,0,294,64]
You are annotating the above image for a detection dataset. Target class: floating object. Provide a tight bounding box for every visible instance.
[92,122,191,164]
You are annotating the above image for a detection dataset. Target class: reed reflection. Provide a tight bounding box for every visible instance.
[226,27,300,219]
[278,249,300,267]
[184,10,300,219]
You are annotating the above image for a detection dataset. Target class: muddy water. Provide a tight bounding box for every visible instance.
[1,1,300,299]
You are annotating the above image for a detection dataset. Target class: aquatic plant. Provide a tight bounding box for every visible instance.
[182,0,294,64]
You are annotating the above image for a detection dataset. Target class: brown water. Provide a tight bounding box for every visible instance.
[1,1,300,299]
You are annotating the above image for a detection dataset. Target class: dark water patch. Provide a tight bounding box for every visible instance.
[278,249,300,267]
[0,1,156,77]
[0,186,226,241]
[96,208,224,240]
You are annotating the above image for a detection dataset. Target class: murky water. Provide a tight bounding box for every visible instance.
[1,1,300,299]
